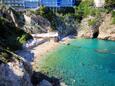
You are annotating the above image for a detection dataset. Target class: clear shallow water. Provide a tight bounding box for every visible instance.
[38,39,115,86]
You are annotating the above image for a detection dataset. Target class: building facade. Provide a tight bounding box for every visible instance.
[94,0,105,7]
[24,0,39,9]
[41,0,76,7]
[1,0,25,8]
[0,0,39,9]
[0,0,77,9]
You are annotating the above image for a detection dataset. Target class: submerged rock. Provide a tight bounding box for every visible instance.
[67,43,70,45]
[39,80,52,86]
[95,49,109,54]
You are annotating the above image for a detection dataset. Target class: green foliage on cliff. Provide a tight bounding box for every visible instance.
[112,11,115,24]
[75,0,101,23]
[0,50,13,63]
[75,0,93,18]
[105,0,115,6]
[88,18,97,26]
[35,6,57,30]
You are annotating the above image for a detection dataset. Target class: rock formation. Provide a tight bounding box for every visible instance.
[0,5,62,86]
[0,48,33,86]
[0,61,32,86]
[98,14,115,41]
[23,14,51,34]
[78,14,115,41]
[55,15,78,37]
[0,5,52,34]
[78,16,102,38]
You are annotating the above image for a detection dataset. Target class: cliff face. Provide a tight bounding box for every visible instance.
[0,5,36,50]
[55,15,78,37]
[78,14,115,41]
[23,14,51,34]
[0,47,33,86]
[98,14,115,41]
[0,5,58,86]
[0,5,52,34]
[78,16,102,38]
[0,60,32,86]
[0,5,33,86]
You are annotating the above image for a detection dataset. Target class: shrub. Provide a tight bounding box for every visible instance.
[56,7,75,15]
[0,50,13,63]
[75,0,101,22]
[75,0,94,18]
[88,18,97,26]
[111,11,115,24]
[105,0,115,7]
[18,34,31,44]
[35,6,57,30]
[36,6,54,20]
[112,11,115,17]
[112,17,115,24]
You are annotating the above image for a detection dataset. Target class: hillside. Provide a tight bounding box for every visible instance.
[0,5,61,86]
[0,0,115,85]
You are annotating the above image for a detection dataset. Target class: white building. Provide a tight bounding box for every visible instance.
[0,0,40,9]
[1,0,25,8]
[41,0,76,7]
[94,0,105,7]
[24,0,39,9]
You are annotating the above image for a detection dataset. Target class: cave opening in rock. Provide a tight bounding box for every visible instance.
[93,31,99,38]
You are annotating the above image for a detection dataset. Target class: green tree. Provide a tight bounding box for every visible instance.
[105,0,115,6]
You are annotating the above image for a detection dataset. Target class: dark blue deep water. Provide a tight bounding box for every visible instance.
[38,39,115,86]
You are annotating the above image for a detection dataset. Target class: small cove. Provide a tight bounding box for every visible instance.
[36,38,115,86]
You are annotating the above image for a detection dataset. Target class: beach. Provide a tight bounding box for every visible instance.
[31,37,71,70]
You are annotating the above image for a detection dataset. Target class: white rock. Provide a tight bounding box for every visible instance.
[60,82,68,86]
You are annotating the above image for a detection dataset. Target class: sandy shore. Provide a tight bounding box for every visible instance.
[31,37,72,69]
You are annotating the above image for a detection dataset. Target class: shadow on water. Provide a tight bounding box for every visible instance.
[31,71,61,86]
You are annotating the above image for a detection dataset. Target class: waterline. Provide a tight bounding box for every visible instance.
[37,39,115,86]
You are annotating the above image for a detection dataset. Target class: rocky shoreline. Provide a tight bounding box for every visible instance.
[78,14,115,41]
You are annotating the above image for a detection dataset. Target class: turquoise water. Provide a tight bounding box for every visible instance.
[38,39,115,86]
